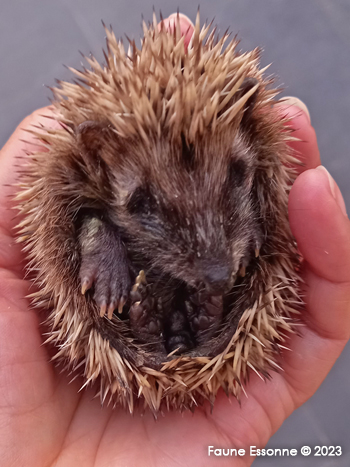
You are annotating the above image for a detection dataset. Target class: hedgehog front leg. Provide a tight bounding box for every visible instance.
[79,216,131,319]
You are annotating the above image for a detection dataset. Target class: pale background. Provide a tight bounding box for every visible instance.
[0,1,349,465]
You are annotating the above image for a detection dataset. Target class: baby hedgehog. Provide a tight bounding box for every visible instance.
[16,13,302,414]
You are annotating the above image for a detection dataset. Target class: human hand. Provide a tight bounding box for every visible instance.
[0,14,349,467]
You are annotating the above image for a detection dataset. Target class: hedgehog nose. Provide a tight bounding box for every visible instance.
[204,265,232,294]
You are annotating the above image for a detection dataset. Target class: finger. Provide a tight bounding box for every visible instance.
[289,165,350,341]
[275,98,321,173]
[289,166,350,282]
[0,107,56,233]
[284,165,350,401]
[238,167,350,420]
[159,13,194,50]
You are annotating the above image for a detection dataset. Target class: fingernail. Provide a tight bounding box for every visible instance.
[279,96,311,124]
[166,13,194,27]
[159,13,194,50]
[316,166,347,217]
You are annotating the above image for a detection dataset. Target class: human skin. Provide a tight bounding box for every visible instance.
[0,14,349,467]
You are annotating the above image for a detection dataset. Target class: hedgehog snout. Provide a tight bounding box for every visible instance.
[203,263,234,295]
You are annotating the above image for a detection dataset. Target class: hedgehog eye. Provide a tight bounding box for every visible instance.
[127,187,157,215]
[228,159,247,187]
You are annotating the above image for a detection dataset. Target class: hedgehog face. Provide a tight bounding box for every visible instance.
[114,132,260,297]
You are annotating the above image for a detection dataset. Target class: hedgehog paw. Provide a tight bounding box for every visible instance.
[129,300,162,340]
[79,216,131,319]
[129,273,163,346]
[187,293,223,344]
[164,308,194,354]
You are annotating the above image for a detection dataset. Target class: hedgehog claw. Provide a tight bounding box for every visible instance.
[107,303,115,320]
[254,238,262,258]
[132,270,147,292]
[118,297,126,314]
[239,265,246,277]
[81,277,93,295]
[100,301,107,318]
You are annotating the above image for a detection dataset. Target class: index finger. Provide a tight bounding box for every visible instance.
[276,100,321,173]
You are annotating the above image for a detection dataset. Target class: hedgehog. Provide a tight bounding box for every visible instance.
[15,12,303,414]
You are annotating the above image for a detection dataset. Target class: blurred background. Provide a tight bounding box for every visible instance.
[0,1,349,465]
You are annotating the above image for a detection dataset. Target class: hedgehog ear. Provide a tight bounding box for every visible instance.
[75,120,115,170]
[76,121,110,154]
[238,77,259,127]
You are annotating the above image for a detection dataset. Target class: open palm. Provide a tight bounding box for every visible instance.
[0,17,349,467]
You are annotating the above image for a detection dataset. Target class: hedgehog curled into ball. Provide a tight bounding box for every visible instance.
[16,13,302,413]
